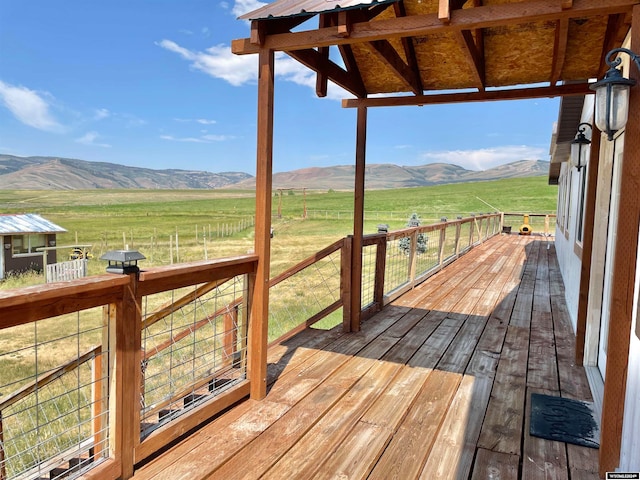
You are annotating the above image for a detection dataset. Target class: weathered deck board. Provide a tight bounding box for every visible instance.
[131,236,600,480]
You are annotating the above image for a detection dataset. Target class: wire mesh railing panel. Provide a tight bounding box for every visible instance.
[0,308,109,480]
[269,247,342,342]
[414,229,440,279]
[384,235,411,294]
[140,277,247,437]
[360,244,377,310]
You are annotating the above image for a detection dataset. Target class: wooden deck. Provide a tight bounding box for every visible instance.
[132,234,599,480]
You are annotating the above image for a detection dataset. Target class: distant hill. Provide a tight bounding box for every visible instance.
[0,155,251,190]
[231,159,550,190]
[0,154,549,190]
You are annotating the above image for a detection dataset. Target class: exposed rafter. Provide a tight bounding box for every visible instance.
[233,0,637,55]
[342,82,593,108]
[550,18,570,85]
[366,39,422,94]
[454,29,485,91]
[394,1,423,93]
[287,49,368,97]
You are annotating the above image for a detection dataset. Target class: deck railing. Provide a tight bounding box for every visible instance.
[0,213,508,479]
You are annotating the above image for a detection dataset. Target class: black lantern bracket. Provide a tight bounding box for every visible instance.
[590,48,640,140]
[571,122,592,171]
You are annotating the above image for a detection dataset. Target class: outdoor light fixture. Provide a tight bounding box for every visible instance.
[570,123,592,171]
[100,250,146,274]
[590,48,640,141]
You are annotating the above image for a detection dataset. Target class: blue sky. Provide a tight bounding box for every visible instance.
[0,0,559,175]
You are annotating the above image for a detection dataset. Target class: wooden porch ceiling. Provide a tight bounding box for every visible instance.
[133,235,599,479]
[232,0,639,106]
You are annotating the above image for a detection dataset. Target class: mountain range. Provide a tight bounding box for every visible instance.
[0,154,549,191]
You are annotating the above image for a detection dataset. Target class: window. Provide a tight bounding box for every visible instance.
[12,234,46,256]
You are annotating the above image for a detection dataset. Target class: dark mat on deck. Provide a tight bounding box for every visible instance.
[530,393,600,449]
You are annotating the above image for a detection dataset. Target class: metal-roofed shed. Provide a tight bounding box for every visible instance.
[0,214,67,279]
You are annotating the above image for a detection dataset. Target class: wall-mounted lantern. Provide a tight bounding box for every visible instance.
[570,123,592,171]
[590,48,640,141]
[100,250,146,274]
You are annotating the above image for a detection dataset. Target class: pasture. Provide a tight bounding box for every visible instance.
[0,176,557,287]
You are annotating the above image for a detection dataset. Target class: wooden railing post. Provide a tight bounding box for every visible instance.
[341,236,353,332]
[544,214,550,235]
[469,215,475,246]
[454,218,462,257]
[373,234,387,311]
[110,271,142,479]
[408,229,418,284]
[438,224,447,268]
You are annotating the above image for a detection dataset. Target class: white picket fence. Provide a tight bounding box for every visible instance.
[46,259,88,283]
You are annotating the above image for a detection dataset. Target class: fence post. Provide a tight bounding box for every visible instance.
[341,236,353,332]
[373,234,387,311]
[454,219,462,257]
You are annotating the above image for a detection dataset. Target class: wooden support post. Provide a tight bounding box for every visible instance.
[544,214,550,236]
[469,217,475,246]
[350,106,367,332]
[600,10,640,475]
[341,236,353,332]
[249,48,274,400]
[575,126,601,365]
[500,212,504,233]
[373,235,387,310]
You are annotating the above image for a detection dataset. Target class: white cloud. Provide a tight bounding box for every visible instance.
[419,145,546,171]
[161,133,235,143]
[76,131,111,148]
[94,108,110,120]
[175,118,217,125]
[157,40,349,99]
[232,0,267,17]
[0,80,62,132]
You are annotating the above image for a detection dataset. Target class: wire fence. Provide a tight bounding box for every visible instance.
[0,308,110,480]
[140,277,248,438]
[268,240,344,342]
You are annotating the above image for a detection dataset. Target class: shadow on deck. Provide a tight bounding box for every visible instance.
[132,234,599,480]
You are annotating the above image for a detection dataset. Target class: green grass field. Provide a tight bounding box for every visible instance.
[0,175,557,287]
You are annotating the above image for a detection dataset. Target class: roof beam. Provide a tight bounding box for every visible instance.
[232,0,638,55]
[550,18,570,84]
[366,40,422,94]
[316,14,331,97]
[287,48,368,97]
[341,82,593,108]
[454,29,485,90]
